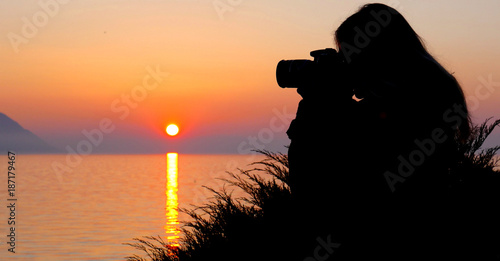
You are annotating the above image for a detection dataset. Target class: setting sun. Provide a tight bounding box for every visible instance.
[166,124,180,136]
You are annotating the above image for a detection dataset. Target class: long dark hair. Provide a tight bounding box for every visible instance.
[335,3,471,142]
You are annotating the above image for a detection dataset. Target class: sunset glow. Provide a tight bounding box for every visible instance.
[0,1,498,153]
[1,1,500,259]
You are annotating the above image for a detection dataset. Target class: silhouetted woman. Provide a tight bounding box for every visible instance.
[287,3,473,259]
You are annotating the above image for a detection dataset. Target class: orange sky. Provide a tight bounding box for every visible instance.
[1,0,499,153]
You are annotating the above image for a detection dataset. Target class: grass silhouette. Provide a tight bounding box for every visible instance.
[125,151,294,261]
[450,118,500,196]
[125,119,500,261]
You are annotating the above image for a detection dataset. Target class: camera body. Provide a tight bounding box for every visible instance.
[276,48,343,88]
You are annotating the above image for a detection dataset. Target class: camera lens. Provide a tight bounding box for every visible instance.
[276,60,314,88]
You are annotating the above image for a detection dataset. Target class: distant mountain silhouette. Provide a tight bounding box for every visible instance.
[0,113,60,154]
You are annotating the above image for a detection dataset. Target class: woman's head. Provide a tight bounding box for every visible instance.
[336,3,471,142]
[335,3,426,66]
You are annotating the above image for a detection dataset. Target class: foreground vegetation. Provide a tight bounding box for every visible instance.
[125,119,500,261]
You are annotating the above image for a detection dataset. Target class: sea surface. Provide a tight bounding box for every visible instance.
[0,154,266,261]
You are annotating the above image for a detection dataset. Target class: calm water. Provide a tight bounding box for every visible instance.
[0,154,265,260]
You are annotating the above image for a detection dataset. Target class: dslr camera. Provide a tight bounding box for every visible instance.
[276,48,345,88]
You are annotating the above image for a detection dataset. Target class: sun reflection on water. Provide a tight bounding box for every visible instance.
[165,153,180,246]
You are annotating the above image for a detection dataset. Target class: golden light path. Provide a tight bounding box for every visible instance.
[165,153,180,246]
